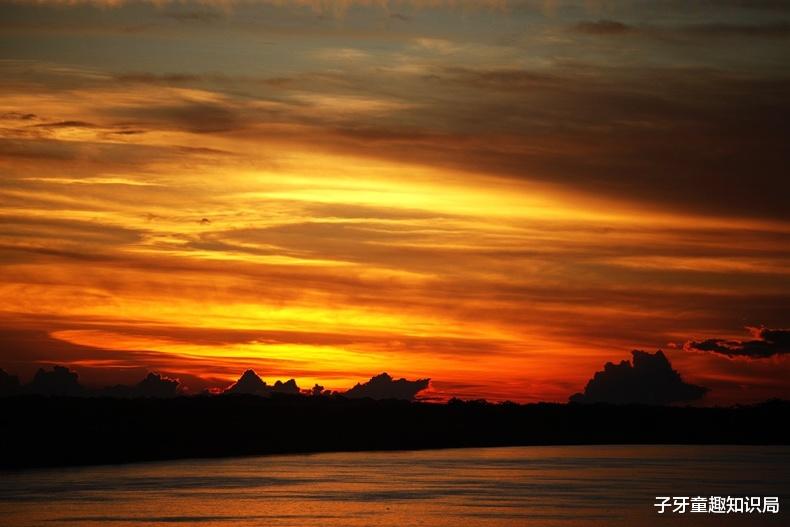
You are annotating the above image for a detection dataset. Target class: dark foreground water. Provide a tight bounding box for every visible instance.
[1,445,787,526]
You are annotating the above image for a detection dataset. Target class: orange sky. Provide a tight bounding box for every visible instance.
[1,0,789,403]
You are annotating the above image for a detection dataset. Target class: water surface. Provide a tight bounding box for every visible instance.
[1,445,787,526]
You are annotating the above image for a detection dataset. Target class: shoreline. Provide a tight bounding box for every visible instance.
[2,396,788,470]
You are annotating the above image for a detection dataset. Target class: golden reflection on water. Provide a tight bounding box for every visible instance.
[1,446,788,526]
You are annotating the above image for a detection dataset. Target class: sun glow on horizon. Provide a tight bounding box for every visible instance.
[1,0,788,404]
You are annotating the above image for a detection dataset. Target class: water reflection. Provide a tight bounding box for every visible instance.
[1,446,788,526]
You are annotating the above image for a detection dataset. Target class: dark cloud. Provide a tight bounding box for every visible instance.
[0,327,224,392]
[115,73,207,85]
[2,361,424,401]
[225,369,269,395]
[25,365,84,396]
[163,10,223,23]
[344,372,429,400]
[389,67,790,221]
[157,102,243,133]
[109,102,244,134]
[1,112,38,120]
[95,372,180,398]
[0,216,142,246]
[224,369,301,396]
[0,368,20,396]
[571,20,790,39]
[5,56,789,222]
[304,203,453,221]
[680,21,790,38]
[436,66,559,91]
[134,372,180,397]
[572,19,632,35]
[685,327,790,358]
[310,383,328,396]
[570,350,708,405]
[126,62,786,221]
[0,137,79,161]
[4,362,438,401]
[272,378,300,395]
[713,0,790,10]
[106,129,146,135]
[31,120,97,129]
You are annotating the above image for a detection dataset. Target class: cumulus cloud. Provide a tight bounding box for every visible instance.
[26,365,84,396]
[344,372,429,400]
[272,378,300,395]
[0,368,20,396]
[225,369,269,395]
[570,350,708,405]
[309,383,329,396]
[224,369,301,396]
[572,19,631,35]
[97,372,181,398]
[685,327,790,359]
[135,372,180,397]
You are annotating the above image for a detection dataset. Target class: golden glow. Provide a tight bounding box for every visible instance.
[1,0,788,403]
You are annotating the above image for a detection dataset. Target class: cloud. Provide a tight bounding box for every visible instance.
[344,372,429,400]
[31,120,97,129]
[25,365,84,396]
[0,327,161,367]
[679,22,790,39]
[163,10,224,23]
[96,372,181,397]
[0,327,246,394]
[4,51,790,222]
[1,2,789,405]
[685,327,790,359]
[309,383,328,396]
[272,378,300,395]
[572,19,631,35]
[111,102,244,134]
[571,20,790,39]
[224,369,301,396]
[225,369,269,395]
[6,1,507,12]
[0,216,142,248]
[407,66,790,221]
[0,368,20,396]
[114,73,208,85]
[569,350,708,405]
[1,112,39,121]
[713,0,790,10]
[135,372,181,397]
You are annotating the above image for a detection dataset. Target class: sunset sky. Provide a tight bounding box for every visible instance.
[1,0,788,403]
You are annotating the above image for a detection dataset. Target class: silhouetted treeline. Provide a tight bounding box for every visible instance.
[1,395,788,469]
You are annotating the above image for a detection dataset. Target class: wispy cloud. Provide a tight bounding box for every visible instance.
[0,0,788,403]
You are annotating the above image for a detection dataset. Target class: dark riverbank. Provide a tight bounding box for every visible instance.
[1,396,788,470]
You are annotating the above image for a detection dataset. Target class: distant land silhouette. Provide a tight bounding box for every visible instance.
[1,395,788,470]
[1,351,788,470]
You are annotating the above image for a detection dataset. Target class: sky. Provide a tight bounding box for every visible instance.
[0,0,788,403]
